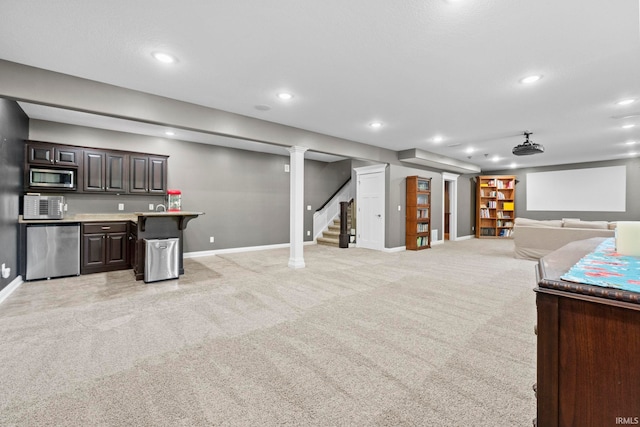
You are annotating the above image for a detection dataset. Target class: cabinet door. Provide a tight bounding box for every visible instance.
[148,156,167,193]
[54,147,80,166]
[128,227,137,269]
[83,151,106,192]
[82,233,106,270]
[106,232,128,267]
[27,144,54,165]
[105,152,128,192]
[129,155,149,193]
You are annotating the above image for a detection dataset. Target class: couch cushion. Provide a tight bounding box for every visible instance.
[563,219,609,229]
[515,217,563,228]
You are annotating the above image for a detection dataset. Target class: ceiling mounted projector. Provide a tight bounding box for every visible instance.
[512,132,544,156]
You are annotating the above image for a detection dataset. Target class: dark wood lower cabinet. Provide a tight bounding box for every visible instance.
[81,222,130,274]
[535,238,640,427]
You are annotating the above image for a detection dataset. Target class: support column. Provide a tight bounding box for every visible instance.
[288,146,308,269]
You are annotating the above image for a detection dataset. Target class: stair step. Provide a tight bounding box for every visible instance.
[323,230,340,238]
[317,237,340,247]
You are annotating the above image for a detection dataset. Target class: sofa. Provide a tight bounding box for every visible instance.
[513,217,616,260]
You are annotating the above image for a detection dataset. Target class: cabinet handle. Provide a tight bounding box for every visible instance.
[101,226,111,230]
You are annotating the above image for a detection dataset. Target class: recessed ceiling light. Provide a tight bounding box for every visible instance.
[369,122,383,129]
[622,124,636,129]
[276,92,294,100]
[629,151,638,156]
[152,52,177,64]
[520,75,543,84]
[465,147,474,154]
[492,155,500,162]
[164,130,175,136]
[617,98,636,106]
[626,140,637,145]
[510,162,517,169]
[433,136,444,143]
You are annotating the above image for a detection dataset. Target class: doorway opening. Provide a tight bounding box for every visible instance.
[442,173,459,241]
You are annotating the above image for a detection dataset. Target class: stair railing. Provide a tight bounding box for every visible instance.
[313,178,355,241]
[339,199,355,248]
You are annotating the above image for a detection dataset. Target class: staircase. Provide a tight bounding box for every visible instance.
[317,207,353,247]
[316,218,342,247]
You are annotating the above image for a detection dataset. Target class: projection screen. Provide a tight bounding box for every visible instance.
[526,165,626,212]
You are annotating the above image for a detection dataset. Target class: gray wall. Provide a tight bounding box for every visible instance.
[29,120,352,252]
[484,157,640,221]
[0,99,28,290]
[457,175,475,237]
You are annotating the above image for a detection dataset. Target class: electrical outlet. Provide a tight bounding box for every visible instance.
[1,263,10,279]
[284,164,290,172]
[149,204,154,211]
[118,203,124,211]
[307,231,310,236]
[209,236,214,243]
[307,205,311,211]
[398,205,401,211]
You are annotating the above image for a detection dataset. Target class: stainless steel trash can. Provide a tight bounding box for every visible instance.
[144,238,179,283]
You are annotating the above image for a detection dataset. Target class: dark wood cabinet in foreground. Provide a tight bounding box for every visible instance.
[81,222,129,274]
[535,238,640,427]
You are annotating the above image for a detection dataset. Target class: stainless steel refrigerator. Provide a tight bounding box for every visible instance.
[26,224,80,281]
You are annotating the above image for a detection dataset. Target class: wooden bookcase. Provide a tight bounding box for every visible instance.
[406,176,431,250]
[476,175,515,238]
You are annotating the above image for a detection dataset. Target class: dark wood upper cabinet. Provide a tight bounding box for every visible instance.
[27,142,80,167]
[25,141,167,195]
[105,152,128,193]
[149,156,167,193]
[129,155,149,193]
[130,155,167,194]
[83,151,105,192]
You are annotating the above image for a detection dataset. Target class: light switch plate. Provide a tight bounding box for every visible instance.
[118,203,124,211]
[149,204,154,211]
[284,164,290,172]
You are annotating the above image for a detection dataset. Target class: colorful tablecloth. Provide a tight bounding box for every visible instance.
[561,238,640,293]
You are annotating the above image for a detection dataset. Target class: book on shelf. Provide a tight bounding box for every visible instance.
[417,223,430,233]
[417,181,430,191]
[503,202,514,210]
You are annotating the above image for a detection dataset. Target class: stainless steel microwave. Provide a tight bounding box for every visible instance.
[29,167,76,189]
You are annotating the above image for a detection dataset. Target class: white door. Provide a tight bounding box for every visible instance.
[356,166,386,251]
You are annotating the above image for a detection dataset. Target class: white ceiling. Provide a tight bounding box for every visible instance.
[2,0,640,170]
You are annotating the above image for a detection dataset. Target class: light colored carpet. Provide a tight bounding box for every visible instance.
[0,238,538,426]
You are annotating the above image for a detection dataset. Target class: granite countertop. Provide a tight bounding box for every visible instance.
[133,211,204,217]
[19,211,203,224]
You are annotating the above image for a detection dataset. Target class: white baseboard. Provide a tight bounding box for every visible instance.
[0,276,24,306]
[383,246,406,253]
[185,241,316,259]
[453,235,474,241]
[431,239,444,246]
